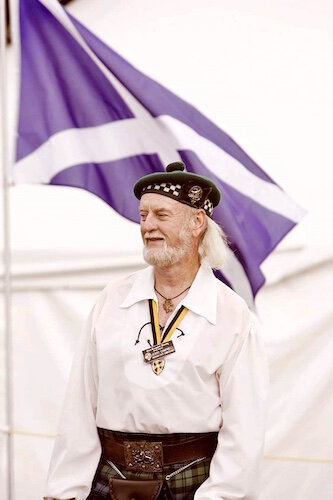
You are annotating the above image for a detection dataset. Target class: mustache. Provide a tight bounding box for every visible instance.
[144,232,166,241]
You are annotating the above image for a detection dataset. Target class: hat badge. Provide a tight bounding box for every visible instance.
[188,185,203,204]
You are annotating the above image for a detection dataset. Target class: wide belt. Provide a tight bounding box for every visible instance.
[100,432,218,473]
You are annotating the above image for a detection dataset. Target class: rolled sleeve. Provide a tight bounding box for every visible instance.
[194,316,269,499]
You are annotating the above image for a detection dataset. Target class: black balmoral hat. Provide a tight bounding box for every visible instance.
[133,162,221,217]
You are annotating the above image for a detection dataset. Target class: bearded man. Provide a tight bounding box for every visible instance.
[44,162,268,500]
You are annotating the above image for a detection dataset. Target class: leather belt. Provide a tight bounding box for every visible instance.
[100,432,218,473]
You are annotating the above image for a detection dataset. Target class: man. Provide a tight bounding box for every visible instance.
[45,162,269,500]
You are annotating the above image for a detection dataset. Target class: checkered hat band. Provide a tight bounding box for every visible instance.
[203,199,214,216]
[142,183,182,197]
[141,183,214,216]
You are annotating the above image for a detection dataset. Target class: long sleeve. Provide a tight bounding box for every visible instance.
[194,316,269,499]
[44,294,106,500]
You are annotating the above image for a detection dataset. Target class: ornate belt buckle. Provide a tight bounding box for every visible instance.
[124,440,163,472]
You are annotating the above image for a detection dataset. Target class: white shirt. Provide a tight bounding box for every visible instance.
[45,263,269,499]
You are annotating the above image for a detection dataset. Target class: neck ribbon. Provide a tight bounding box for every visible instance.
[148,299,188,345]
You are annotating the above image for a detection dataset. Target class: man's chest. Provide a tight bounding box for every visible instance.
[94,301,237,390]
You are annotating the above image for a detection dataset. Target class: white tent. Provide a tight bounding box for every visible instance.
[1,0,333,498]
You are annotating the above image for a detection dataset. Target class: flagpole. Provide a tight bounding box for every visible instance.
[0,0,14,498]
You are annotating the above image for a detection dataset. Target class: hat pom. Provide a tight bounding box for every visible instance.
[166,162,185,173]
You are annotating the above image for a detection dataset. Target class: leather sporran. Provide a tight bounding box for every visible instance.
[109,478,174,500]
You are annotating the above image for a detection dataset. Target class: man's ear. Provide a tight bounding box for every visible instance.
[192,209,207,236]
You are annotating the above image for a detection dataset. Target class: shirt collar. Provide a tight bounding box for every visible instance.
[120,263,219,325]
[181,263,218,325]
[120,266,157,308]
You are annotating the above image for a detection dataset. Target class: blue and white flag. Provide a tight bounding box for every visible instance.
[13,0,305,306]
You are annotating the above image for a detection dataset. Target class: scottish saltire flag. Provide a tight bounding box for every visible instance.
[12,0,305,306]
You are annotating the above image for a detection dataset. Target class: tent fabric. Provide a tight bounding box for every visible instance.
[0,247,332,499]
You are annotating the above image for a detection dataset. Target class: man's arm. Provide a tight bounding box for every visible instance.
[194,316,269,499]
[44,292,106,500]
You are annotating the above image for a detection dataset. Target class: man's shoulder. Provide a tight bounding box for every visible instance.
[214,275,250,321]
[214,275,247,307]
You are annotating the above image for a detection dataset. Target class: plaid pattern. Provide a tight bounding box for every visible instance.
[87,429,214,500]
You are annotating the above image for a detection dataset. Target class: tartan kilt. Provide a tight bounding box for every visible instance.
[87,428,214,500]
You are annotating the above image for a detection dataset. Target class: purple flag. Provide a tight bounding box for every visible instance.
[13,0,305,306]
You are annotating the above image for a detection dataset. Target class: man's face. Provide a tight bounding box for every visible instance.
[139,193,194,267]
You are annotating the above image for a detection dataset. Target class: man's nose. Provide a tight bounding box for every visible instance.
[142,212,157,231]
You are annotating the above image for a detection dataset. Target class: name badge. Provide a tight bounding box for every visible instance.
[142,340,176,364]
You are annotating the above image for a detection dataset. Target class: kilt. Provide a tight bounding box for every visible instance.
[87,428,214,500]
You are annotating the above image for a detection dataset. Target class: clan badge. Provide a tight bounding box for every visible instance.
[188,185,203,204]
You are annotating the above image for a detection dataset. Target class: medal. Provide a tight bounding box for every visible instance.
[152,359,165,375]
[142,340,176,376]
[142,300,188,375]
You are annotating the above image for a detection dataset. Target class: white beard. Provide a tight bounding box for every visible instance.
[143,241,187,267]
[143,226,192,268]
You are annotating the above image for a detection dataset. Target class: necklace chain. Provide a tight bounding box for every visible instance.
[154,285,191,313]
[154,285,191,301]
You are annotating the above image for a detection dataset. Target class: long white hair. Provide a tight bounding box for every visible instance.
[198,216,229,269]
